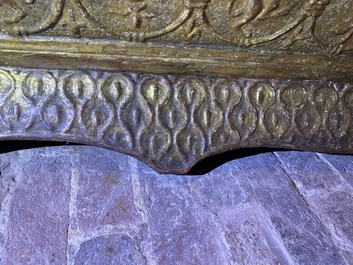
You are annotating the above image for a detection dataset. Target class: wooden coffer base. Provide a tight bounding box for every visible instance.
[1,0,353,173]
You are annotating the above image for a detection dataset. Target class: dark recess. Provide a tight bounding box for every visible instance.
[188,148,289,175]
[0,141,290,175]
[0,141,79,154]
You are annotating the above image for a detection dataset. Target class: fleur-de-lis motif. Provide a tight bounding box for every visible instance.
[107,0,156,29]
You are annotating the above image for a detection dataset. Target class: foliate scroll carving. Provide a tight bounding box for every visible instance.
[205,0,330,47]
[78,0,190,41]
[1,0,353,55]
[0,0,64,36]
[1,67,353,173]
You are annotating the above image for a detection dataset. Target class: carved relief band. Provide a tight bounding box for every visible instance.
[1,0,353,173]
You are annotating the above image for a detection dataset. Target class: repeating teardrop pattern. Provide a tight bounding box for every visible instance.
[1,67,353,173]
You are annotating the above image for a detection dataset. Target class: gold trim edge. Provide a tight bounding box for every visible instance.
[0,37,352,82]
[2,0,353,173]
[0,66,352,174]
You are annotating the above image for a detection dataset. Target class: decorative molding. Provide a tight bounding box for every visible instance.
[1,0,353,55]
[1,37,353,82]
[0,67,353,173]
[1,1,353,173]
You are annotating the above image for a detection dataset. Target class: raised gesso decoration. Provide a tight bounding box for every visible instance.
[0,0,353,173]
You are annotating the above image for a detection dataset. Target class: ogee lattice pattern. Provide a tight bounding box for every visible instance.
[0,67,352,173]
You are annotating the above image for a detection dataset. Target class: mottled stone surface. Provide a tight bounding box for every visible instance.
[0,146,353,264]
[0,148,71,264]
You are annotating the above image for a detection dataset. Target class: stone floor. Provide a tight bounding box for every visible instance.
[0,145,353,264]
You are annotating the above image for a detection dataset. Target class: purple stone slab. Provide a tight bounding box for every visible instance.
[0,146,352,264]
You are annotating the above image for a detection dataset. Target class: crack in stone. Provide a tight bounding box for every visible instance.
[273,152,353,265]
[186,180,233,265]
[315,153,353,264]
[2,146,352,264]
[66,147,85,265]
[128,156,157,265]
[272,152,330,239]
[316,153,353,189]
[0,154,20,263]
[273,152,315,211]
[232,156,296,265]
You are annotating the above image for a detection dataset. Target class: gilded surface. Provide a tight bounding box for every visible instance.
[1,1,353,172]
[1,0,353,55]
[0,67,353,173]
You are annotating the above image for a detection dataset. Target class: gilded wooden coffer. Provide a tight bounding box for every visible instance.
[1,0,353,173]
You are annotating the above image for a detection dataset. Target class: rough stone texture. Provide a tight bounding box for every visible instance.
[0,148,71,264]
[0,146,353,264]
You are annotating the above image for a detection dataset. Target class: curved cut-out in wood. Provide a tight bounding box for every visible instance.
[1,0,353,173]
[0,67,352,174]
